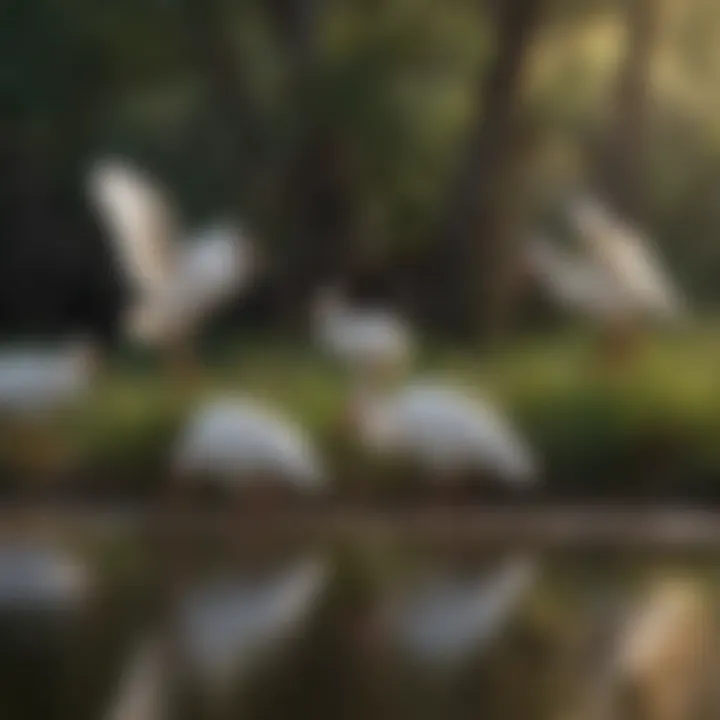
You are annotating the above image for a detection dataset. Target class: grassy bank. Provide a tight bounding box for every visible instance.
[2,329,720,500]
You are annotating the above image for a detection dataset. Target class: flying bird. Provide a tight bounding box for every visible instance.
[87,158,257,375]
[569,197,684,323]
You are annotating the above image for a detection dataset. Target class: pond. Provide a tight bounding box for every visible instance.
[0,523,718,720]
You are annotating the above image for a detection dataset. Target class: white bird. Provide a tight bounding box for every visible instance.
[0,340,97,417]
[0,543,89,613]
[524,236,626,321]
[171,396,325,491]
[568,196,685,323]
[87,158,257,369]
[177,557,327,710]
[313,287,413,382]
[104,636,168,720]
[376,557,538,667]
[347,379,537,486]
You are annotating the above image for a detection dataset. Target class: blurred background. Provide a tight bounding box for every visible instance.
[7,2,720,716]
[5,0,719,341]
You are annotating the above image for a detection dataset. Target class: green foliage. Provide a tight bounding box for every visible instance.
[3,331,720,497]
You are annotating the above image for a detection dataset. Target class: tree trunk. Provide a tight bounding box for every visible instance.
[595,0,658,225]
[265,0,357,328]
[431,0,544,344]
[179,0,257,206]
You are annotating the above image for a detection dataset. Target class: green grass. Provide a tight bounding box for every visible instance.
[3,328,720,495]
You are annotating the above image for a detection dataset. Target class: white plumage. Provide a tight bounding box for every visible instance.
[568,197,685,322]
[351,380,537,485]
[172,397,325,489]
[178,557,327,706]
[87,159,256,348]
[313,288,413,377]
[0,342,96,416]
[0,544,89,612]
[377,557,538,667]
[525,236,626,321]
[105,636,168,720]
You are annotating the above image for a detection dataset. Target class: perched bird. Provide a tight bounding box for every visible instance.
[610,578,712,720]
[177,557,328,711]
[171,396,325,495]
[0,543,89,613]
[87,158,257,376]
[104,636,168,720]
[375,557,538,667]
[346,379,537,487]
[0,340,98,417]
[313,286,413,384]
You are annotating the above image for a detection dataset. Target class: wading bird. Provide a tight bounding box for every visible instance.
[346,378,538,491]
[171,396,325,502]
[0,340,98,417]
[313,286,413,385]
[87,159,257,377]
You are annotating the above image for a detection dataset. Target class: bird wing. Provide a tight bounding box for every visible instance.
[142,223,253,338]
[527,236,624,318]
[393,382,536,481]
[174,398,324,486]
[87,159,179,298]
[570,198,684,318]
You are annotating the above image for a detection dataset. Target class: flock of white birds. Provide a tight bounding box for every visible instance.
[0,159,700,718]
[1,157,686,492]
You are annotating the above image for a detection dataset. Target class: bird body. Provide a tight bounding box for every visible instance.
[525,236,626,321]
[569,197,684,322]
[172,397,325,489]
[314,288,413,377]
[88,159,255,350]
[352,380,537,484]
[0,342,96,416]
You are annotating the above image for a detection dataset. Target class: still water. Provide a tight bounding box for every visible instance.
[0,527,718,720]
